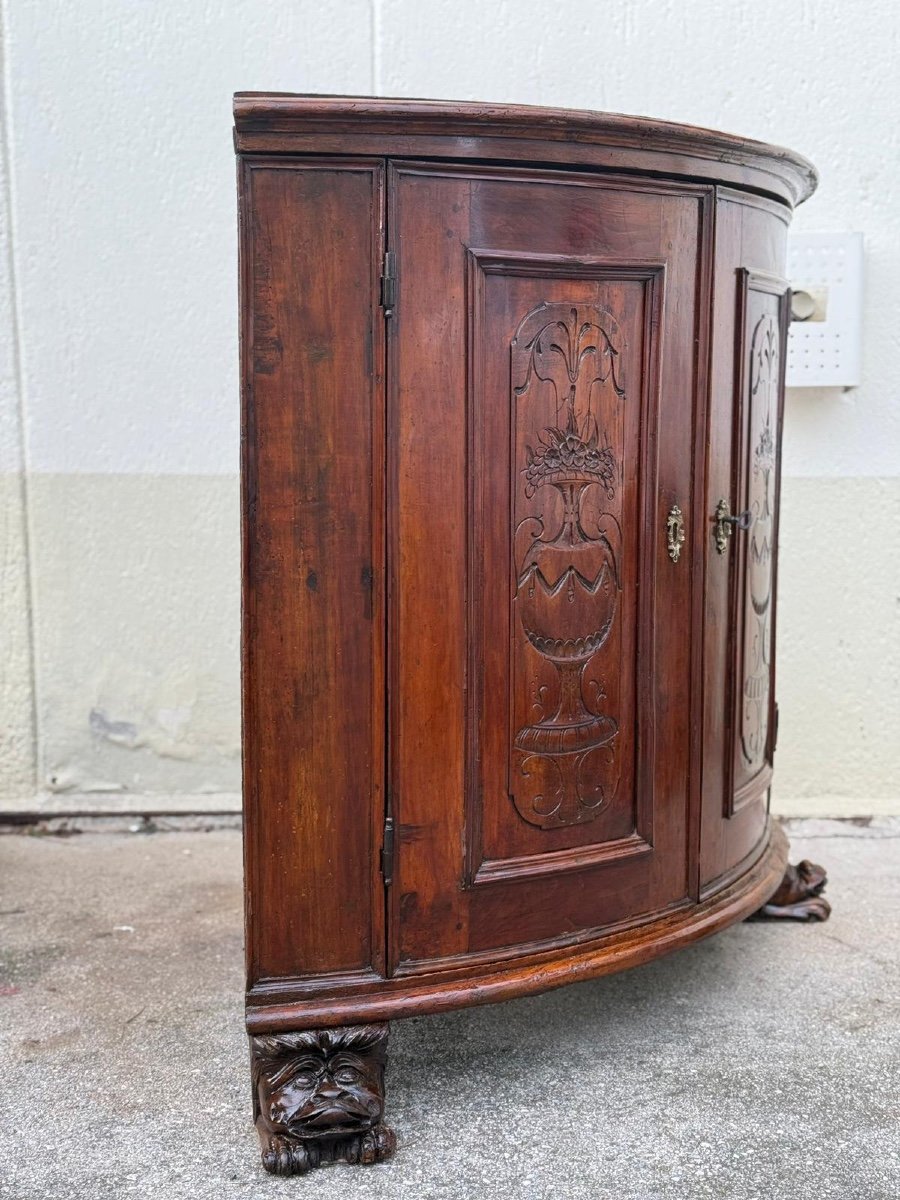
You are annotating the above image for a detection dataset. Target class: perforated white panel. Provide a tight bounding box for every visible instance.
[786,233,864,388]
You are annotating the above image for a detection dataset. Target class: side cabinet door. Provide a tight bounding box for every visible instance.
[388,164,706,973]
[731,268,789,804]
[701,194,789,890]
[240,159,387,995]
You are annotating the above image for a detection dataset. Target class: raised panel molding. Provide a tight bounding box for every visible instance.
[464,250,664,885]
[511,300,624,829]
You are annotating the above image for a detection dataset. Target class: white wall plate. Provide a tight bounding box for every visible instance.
[786,232,864,388]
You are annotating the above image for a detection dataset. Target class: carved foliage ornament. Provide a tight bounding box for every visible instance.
[251,1024,396,1175]
[741,312,779,769]
[511,303,624,829]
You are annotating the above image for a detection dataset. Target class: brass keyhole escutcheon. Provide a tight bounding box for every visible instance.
[666,504,685,563]
[713,498,753,555]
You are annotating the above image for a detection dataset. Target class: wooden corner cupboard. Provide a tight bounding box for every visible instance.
[234,95,831,1177]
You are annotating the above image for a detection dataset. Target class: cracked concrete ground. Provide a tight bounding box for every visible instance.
[0,819,898,1200]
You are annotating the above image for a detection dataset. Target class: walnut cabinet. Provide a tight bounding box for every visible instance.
[234,96,828,1177]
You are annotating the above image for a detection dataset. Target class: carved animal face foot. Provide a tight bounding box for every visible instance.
[251,1024,396,1175]
[754,858,831,921]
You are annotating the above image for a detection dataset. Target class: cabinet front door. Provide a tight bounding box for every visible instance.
[388,164,706,973]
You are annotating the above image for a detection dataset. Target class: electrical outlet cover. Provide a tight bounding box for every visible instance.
[786,232,863,388]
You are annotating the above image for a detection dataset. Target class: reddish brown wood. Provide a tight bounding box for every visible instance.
[699,190,791,893]
[755,860,831,921]
[233,95,817,208]
[245,821,789,1033]
[387,164,702,971]
[239,158,387,989]
[235,95,823,1174]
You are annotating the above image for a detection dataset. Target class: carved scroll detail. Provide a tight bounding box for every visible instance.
[510,303,624,829]
[251,1024,396,1176]
[741,313,779,769]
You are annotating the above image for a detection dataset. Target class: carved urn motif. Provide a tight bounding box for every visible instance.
[511,304,624,828]
[516,467,618,754]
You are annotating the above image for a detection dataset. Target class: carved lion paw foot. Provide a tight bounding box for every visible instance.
[755,859,831,921]
[343,1124,397,1166]
[258,1127,396,1176]
[260,1133,316,1176]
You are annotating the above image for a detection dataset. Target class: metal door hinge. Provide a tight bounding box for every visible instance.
[380,815,395,885]
[380,251,396,317]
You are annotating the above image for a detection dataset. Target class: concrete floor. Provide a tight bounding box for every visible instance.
[0,820,898,1200]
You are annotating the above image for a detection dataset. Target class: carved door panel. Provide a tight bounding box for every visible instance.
[388,164,704,972]
[730,271,789,806]
[699,191,790,890]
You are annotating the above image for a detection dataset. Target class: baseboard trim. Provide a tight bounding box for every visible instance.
[0,791,242,818]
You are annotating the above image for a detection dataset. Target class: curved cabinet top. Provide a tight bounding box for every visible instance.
[233,94,817,208]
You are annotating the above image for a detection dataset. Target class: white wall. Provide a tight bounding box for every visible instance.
[1,0,897,813]
[1,36,35,799]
